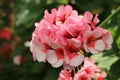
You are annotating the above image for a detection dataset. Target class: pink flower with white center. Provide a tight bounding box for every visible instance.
[83,27,113,54]
[58,69,73,80]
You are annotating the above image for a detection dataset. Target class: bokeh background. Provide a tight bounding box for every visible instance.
[0,0,120,80]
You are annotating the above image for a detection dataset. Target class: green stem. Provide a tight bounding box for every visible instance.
[98,6,120,27]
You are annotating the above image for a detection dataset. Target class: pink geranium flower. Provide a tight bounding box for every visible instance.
[82,57,99,75]
[58,69,73,80]
[73,57,107,80]
[74,69,91,80]
[83,27,113,54]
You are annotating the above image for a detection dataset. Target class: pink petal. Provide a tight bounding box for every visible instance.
[84,11,93,23]
[68,38,81,48]
[83,42,89,53]
[57,5,64,17]
[47,50,57,64]
[93,14,100,24]
[93,30,102,38]
[13,55,21,65]
[94,40,105,51]
[30,41,44,61]
[103,33,113,50]
[30,42,36,61]
[65,5,73,18]
[101,71,107,78]
[71,10,78,16]
[70,54,84,67]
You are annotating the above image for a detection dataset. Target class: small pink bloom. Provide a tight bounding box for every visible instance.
[93,71,107,80]
[58,69,73,80]
[84,27,113,54]
[74,69,91,80]
[13,55,21,65]
[82,57,100,75]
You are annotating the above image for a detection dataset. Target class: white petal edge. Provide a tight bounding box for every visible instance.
[36,51,46,62]
[47,50,57,64]
[52,59,64,68]
[88,47,99,54]
[94,40,105,51]
[70,55,84,67]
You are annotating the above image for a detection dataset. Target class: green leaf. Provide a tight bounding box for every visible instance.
[46,0,56,4]
[108,27,116,37]
[116,36,120,49]
[57,0,69,4]
[91,52,119,69]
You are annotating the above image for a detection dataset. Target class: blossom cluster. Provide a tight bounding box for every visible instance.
[30,5,113,69]
[58,57,107,80]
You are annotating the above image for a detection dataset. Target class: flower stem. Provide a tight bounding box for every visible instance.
[98,6,120,27]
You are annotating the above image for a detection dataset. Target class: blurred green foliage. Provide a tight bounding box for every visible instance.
[0,0,120,80]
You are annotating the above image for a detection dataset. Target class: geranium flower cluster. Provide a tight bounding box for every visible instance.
[30,5,113,68]
[58,57,107,80]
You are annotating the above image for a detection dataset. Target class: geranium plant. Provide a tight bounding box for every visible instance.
[30,5,113,80]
